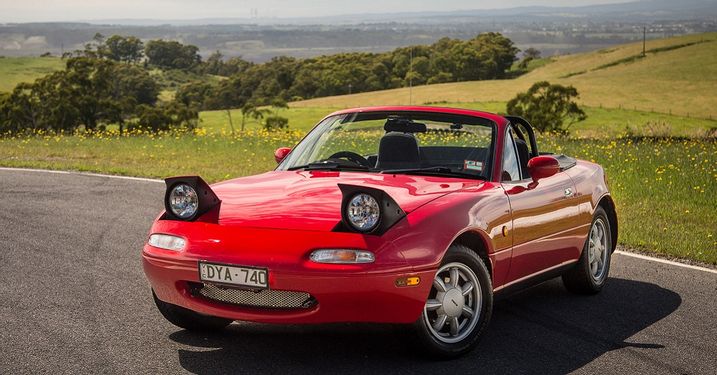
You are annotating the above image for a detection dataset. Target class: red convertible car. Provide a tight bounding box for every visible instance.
[143,106,617,357]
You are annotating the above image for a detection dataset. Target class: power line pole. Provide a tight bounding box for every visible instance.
[642,26,646,57]
[409,47,413,105]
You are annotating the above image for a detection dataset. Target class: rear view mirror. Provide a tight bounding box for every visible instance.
[527,155,560,181]
[274,147,292,164]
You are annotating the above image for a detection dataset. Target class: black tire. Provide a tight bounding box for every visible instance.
[412,244,493,359]
[562,206,613,294]
[152,290,233,331]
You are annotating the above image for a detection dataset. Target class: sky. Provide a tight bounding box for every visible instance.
[0,0,632,22]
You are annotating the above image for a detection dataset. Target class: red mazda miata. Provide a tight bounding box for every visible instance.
[143,106,617,357]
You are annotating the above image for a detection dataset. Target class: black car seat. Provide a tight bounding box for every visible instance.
[514,138,531,178]
[376,132,421,170]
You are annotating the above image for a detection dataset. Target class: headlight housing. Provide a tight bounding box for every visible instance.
[310,249,375,264]
[168,183,199,219]
[346,193,380,232]
[163,176,220,221]
[337,184,406,235]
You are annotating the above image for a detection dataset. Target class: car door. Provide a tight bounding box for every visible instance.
[500,128,582,284]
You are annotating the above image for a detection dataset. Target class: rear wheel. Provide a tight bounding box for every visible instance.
[413,244,493,358]
[152,290,233,331]
[562,206,613,294]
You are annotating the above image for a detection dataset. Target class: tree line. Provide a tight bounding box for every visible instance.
[0,34,203,135]
[1,32,520,135]
[177,32,519,111]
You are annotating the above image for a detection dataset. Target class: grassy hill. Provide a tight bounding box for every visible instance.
[292,33,717,119]
[0,56,64,92]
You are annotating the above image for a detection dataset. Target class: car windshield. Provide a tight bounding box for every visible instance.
[278,111,495,179]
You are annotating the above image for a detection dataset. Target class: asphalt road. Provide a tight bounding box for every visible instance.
[1,168,716,375]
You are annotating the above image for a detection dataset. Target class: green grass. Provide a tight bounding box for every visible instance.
[545,137,716,264]
[199,107,336,133]
[0,56,64,92]
[198,102,717,138]
[1,131,715,264]
[0,130,303,182]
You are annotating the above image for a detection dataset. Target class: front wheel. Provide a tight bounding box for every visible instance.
[412,244,493,358]
[153,290,233,331]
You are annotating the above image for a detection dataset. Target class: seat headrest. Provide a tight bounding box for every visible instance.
[376,132,420,169]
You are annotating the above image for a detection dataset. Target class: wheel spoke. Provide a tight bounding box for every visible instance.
[432,314,448,331]
[462,306,474,317]
[449,267,460,288]
[449,317,460,336]
[461,281,474,296]
[425,299,442,311]
[590,260,598,275]
[433,277,448,293]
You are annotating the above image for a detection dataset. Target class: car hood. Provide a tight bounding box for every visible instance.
[210,170,483,231]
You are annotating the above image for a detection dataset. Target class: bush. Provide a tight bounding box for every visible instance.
[263,115,289,131]
[506,81,586,134]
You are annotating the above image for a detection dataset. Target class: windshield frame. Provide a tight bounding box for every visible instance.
[276,110,497,180]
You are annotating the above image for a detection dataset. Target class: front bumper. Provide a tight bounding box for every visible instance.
[142,222,433,324]
[144,253,433,324]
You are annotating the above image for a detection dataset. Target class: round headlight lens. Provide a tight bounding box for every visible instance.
[169,183,199,219]
[346,193,380,232]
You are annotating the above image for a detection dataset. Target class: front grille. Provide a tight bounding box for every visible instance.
[190,283,316,310]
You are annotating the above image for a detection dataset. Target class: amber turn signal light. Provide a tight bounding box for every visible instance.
[395,276,420,287]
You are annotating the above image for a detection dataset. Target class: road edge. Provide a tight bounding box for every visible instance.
[2,166,715,274]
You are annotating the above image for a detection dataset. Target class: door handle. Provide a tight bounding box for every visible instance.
[564,188,574,198]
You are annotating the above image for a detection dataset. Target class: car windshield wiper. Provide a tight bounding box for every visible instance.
[287,161,370,171]
[380,166,485,180]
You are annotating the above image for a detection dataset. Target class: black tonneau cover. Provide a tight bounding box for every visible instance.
[554,154,577,171]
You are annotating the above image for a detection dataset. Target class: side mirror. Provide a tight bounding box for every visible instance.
[527,155,560,181]
[274,147,292,164]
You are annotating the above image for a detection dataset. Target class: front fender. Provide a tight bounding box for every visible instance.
[381,181,513,293]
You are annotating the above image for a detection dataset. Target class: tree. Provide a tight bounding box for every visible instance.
[523,48,541,59]
[154,32,521,111]
[63,57,115,131]
[133,102,197,132]
[104,35,144,64]
[518,48,542,70]
[175,81,214,109]
[201,51,252,76]
[0,83,41,133]
[506,81,587,134]
[239,103,269,132]
[106,64,159,134]
[145,40,201,70]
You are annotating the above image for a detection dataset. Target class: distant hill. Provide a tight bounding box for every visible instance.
[2,0,716,61]
[293,32,717,119]
[85,0,717,25]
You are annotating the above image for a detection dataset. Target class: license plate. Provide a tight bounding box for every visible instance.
[199,262,268,289]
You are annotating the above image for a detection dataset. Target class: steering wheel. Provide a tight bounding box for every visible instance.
[328,151,371,167]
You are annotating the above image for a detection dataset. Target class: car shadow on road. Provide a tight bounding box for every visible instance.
[169,277,681,374]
